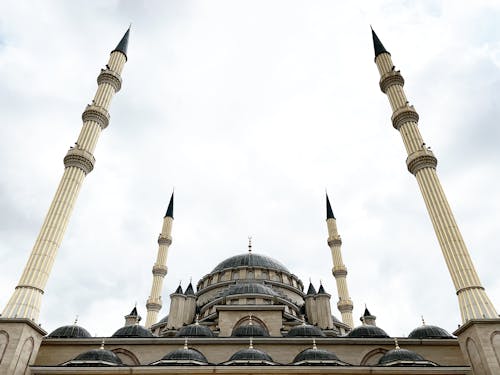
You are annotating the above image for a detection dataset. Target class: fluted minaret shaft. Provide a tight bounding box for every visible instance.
[373,29,497,322]
[2,30,129,322]
[145,194,174,328]
[326,196,354,328]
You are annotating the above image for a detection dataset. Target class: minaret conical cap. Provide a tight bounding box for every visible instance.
[184,282,195,296]
[165,192,174,219]
[306,282,317,295]
[371,27,390,58]
[112,27,130,61]
[326,194,335,220]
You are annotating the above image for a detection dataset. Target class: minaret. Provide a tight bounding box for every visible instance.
[145,193,174,328]
[2,28,130,322]
[372,28,497,322]
[325,194,354,328]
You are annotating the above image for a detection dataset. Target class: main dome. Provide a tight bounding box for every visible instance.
[212,253,289,273]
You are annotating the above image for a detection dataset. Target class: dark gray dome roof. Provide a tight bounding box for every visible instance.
[66,349,122,367]
[293,348,343,365]
[212,253,289,273]
[408,325,453,339]
[346,325,389,338]
[227,348,274,364]
[176,324,214,338]
[287,324,326,338]
[232,324,269,337]
[378,348,435,367]
[47,325,91,339]
[112,324,155,338]
[224,282,278,297]
[155,348,208,365]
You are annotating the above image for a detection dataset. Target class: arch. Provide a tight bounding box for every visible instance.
[0,330,9,364]
[466,337,487,375]
[233,315,269,333]
[13,337,34,375]
[491,331,500,368]
[112,348,140,365]
[360,347,387,365]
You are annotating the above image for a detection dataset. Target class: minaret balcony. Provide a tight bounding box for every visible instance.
[379,71,405,93]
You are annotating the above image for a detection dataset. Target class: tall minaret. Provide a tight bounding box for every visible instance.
[145,193,174,328]
[372,28,497,322]
[2,28,130,322]
[325,194,354,328]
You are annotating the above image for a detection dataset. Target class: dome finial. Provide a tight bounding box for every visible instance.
[100,339,105,350]
[394,337,400,350]
[421,315,426,326]
[184,337,188,350]
[195,314,200,325]
[248,236,252,253]
[249,337,253,349]
[74,315,79,325]
[312,338,317,350]
[248,313,253,326]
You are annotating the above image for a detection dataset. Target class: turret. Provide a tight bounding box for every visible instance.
[325,194,354,328]
[145,193,174,328]
[361,306,376,326]
[183,281,196,325]
[315,282,334,329]
[166,284,186,329]
[124,306,141,326]
[304,281,318,325]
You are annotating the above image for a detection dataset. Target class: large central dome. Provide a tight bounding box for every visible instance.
[212,253,289,273]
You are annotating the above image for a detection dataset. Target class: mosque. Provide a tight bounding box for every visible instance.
[0,26,498,375]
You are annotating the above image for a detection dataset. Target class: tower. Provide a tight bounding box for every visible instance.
[325,194,354,328]
[145,193,174,328]
[2,27,130,322]
[371,28,497,323]
[0,28,130,375]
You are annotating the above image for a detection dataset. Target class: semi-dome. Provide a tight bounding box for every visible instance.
[212,253,289,273]
[226,347,275,365]
[47,325,91,339]
[65,349,122,367]
[224,282,278,297]
[176,323,214,338]
[346,325,389,338]
[153,347,208,366]
[293,347,346,365]
[232,324,269,337]
[287,324,326,337]
[378,348,436,367]
[408,325,453,339]
[112,324,155,338]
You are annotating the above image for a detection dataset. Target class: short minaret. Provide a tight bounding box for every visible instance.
[372,28,497,322]
[325,194,354,328]
[183,281,196,325]
[315,282,334,329]
[304,281,318,325]
[2,28,130,322]
[166,284,186,329]
[124,306,141,326]
[361,306,376,326]
[145,193,174,328]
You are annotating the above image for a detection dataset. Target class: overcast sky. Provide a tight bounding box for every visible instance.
[0,0,499,338]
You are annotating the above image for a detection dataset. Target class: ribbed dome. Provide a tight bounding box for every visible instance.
[293,348,343,365]
[65,349,122,366]
[346,325,389,338]
[176,324,214,338]
[287,324,326,338]
[112,325,155,338]
[227,348,274,365]
[232,324,269,337]
[212,253,289,273]
[408,325,453,339]
[378,348,435,367]
[224,282,278,297]
[154,348,208,365]
[47,325,91,339]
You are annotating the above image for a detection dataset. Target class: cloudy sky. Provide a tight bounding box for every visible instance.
[0,0,499,338]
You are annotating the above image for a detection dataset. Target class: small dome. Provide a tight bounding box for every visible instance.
[378,348,435,367]
[112,325,155,338]
[47,325,91,339]
[224,282,278,297]
[212,253,289,273]
[176,324,214,338]
[226,348,274,365]
[65,349,122,367]
[287,324,326,338]
[154,348,208,366]
[346,325,389,338]
[232,324,269,337]
[408,325,453,339]
[293,348,345,366]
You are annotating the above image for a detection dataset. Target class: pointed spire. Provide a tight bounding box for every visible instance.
[174,282,183,294]
[363,305,371,317]
[371,26,390,58]
[185,282,195,296]
[326,193,335,220]
[129,306,138,316]
[112,26,130,61]
[165,191,174,219]
[307,281,316,295]
[318,282,326,294]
